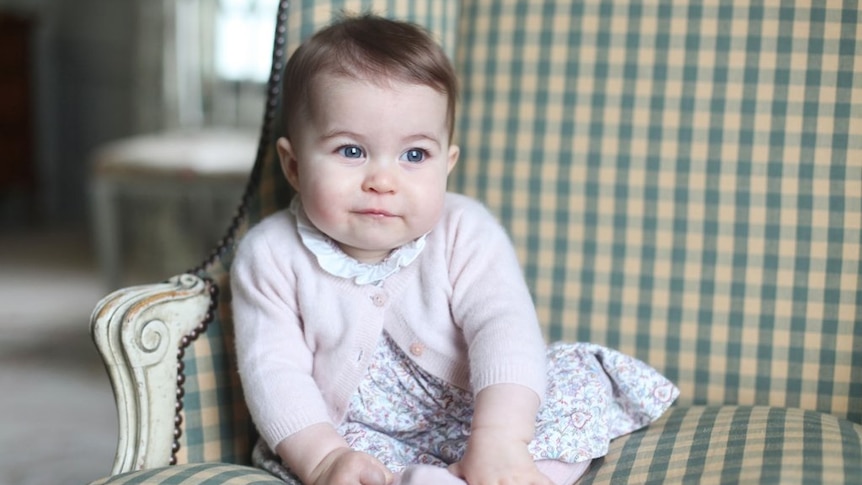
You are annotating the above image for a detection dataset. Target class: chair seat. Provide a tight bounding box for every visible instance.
[581,405,862,484]
[88,405,862,485]
[88,463,283,485]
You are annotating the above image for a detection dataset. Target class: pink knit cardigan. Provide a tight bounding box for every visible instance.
[231,193,548,449]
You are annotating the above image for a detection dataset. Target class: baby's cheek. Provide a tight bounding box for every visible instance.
[300,198,337,229]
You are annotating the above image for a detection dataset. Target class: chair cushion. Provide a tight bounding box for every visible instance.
[88,463,283,485]
[90,405,861,484]
[580,405,862,484]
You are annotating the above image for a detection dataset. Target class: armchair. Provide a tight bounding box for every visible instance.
[90,0,862,484]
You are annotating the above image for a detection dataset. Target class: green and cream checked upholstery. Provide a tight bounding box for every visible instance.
[91,464,283,485]
[454,0,861,423]
[89,0,862,483]
[92,405,861,485]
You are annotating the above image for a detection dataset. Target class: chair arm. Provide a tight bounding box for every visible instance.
[90,274,211,474]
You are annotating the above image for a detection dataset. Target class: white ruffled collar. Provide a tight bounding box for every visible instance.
[290,197,426,286]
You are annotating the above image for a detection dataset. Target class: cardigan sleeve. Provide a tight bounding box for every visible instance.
[231,214,333,449]
[444,195,548,402]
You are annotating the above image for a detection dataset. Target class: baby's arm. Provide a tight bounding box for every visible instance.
[275,423,393,485]
[445,198,552,484]
[231,223,392,485]
[448,383,553,485]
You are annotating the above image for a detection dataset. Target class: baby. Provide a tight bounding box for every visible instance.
[231,14,678,485]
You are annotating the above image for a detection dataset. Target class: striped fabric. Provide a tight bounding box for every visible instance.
[94,0,862,483]
[90,408,862,485]
[579,406,862,484]
[453,0,862,422]
[90,463,283,485]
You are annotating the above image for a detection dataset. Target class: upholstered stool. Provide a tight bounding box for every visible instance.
[89,129,257,289]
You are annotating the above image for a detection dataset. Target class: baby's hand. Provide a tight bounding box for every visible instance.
[308,447,394,485]
[275,423,393,485]
[450,384,551,485]
[448,430,553,485]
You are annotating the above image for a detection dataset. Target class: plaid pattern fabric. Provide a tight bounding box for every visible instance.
[453,1,862,422]
[89,407,862,484]
[580,406,862,484]
[176,0,461,466]
[88,463,283,485]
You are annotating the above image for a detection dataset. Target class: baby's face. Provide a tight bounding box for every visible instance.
[278,75,459,263]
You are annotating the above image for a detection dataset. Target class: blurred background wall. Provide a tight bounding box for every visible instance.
[0,0,273,227]
[0,0,137,229]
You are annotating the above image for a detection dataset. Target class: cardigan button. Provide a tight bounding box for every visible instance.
[409,343,425,357]
[371,293,387,307]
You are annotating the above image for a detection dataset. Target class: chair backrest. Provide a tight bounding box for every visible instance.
[174,0,862,465]
[451,0,861,423]
[453,0,862,422]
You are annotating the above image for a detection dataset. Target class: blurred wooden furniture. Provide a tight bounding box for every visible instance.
[0,12,36,213]
[89,129,257,289]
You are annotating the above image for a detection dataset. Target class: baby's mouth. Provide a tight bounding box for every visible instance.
[356,209,395,217]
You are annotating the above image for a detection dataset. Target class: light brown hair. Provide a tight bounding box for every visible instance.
[281,14,458,140]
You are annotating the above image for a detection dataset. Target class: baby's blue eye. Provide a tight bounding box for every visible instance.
[339,145,364,158]
[401,149,426,163]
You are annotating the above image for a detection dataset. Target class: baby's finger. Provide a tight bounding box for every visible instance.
[358,460,393,485]
[357,467,385,485]
[446,461,464,478]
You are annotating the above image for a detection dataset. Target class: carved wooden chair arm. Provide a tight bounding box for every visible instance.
[90,274,211,474]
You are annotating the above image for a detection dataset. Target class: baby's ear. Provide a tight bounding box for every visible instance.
[276,137,300,191]
[446,144,460,175]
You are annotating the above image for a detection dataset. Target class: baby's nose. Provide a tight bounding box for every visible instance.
[362,161,397,193]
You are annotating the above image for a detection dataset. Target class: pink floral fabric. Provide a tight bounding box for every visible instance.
[339,334,678,470]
